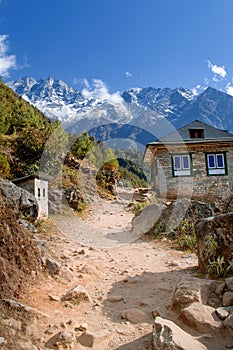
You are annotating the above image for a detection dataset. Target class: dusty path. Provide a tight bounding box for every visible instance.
[22,190,200,349]
[52,188,146,249]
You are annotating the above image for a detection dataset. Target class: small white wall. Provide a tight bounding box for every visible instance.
[34,178,48,219]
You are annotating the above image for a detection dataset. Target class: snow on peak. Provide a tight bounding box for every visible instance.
[9,77,233,137]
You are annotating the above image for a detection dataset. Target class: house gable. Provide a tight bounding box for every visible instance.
[160,120,233,142]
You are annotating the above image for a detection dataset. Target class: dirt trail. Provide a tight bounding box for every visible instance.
[52,188,141,248]
[22,189,201,349]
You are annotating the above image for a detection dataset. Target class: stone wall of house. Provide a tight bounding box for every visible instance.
[153,145,233,201]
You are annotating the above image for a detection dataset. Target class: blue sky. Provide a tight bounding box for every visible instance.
[1,0,233,96]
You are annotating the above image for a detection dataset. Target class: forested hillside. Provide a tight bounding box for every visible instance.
[0,80,60,179]
[0,81,148,192]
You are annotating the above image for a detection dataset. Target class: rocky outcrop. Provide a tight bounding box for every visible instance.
[43,257,61,277]
[171,276,233,334]
[3,299,49,321]
[76,330,113,349]
[131,203,163,236]
[147,198,218,234]
[45,331,74,349]
[152,317,207,350]
[48,190,62,214]
[195,212,233,274]
[63,185,84,210]
[61,285,92,304]
[121,308,148,324]
[96,169,117,195]
[0,180,38,218]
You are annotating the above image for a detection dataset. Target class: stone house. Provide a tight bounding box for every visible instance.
[13,173,50,219]
[144,120,233,201]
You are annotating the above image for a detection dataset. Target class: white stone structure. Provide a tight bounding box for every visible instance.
[13,173,50,220]
[34,178,48,219]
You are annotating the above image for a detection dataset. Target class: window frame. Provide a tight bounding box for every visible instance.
[172,153,193,177]
[189,128,205,139]
[205,152,228,176]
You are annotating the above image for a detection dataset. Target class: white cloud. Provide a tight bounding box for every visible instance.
[125,71,133,78]
[191,84,202,96]
[226,83,233,96]
[82,79,124,105]
[81,78,130,117]
[0,34,16,77]
[191,83,208,96]
[194,61,233,97]
[207,60,227,79]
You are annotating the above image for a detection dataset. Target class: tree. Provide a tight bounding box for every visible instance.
[71,132,95,160]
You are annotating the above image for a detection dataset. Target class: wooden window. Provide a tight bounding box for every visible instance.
[206,153,227,175]
[172,154,192,177]
[189,129,204,139]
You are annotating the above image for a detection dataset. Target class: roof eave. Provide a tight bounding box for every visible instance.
[146,138,233,147]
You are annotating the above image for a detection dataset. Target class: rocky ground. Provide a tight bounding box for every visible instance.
[1,188,231,349]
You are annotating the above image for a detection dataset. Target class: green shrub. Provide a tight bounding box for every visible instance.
[133,202,147,215]
[204,237,233,278]
[152,220,167,236]
[226,258,233,275]
[0,154,10,176]
[174,233,197,252]
[174,219,196,252]
[204,236,219,260]
[207,256,225,278]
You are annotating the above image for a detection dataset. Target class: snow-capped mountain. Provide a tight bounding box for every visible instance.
[7,77,233,147]
[7,77,133,127]
[122,86,194,122]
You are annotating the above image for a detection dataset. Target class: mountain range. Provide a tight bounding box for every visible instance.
[7,77,233,148]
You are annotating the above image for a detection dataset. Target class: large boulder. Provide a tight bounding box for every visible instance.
[45,331,74,349]
[121,308,148,324]
[181,302,221,332]
[171,276,233,336]
[131,203,163,236]
[77,330,113,349]
[0,180,38,218]
[195,212,233,274]
[171,277,224,310]
[48,189,62,214]
[148,198,218,234]
[152,317,207,350]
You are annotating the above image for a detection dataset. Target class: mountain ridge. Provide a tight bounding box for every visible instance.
[7,77,233,147]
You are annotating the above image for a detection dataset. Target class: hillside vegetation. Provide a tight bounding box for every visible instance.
[0,80,60,179]
[0,81,148,191]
